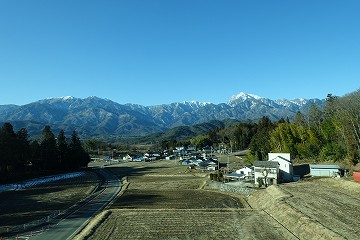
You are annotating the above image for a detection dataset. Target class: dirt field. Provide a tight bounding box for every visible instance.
[279,178,360,239]
[5,159,358,239]
[85,160,297,240]
[0,171,100,235]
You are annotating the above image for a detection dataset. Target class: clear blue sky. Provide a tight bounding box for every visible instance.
[1,0,359,106]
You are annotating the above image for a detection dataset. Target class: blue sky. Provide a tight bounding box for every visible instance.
[1,0,359,106]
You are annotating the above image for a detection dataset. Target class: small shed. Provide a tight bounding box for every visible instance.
[309,164,340,177]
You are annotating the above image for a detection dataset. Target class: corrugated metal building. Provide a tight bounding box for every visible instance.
[309,164,340,177]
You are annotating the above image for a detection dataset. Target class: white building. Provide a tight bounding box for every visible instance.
[268,153,293,182]
[235,166,253,177]
[253,161,279,186]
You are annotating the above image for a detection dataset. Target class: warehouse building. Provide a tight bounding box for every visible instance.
[309,164,341,177]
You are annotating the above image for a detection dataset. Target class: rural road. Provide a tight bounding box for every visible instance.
[29,168,121,240]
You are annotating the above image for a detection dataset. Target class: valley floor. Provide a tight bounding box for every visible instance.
[81,160,360,240]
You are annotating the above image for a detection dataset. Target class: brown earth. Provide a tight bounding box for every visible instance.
[83,160,297,240]
[0,171,100,235]
[279,178,360,239]
[80,160,360,239]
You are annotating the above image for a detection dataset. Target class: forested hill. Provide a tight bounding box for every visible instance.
[0,93,324,139]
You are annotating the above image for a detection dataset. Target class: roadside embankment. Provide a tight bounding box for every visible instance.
[247,185,344,240]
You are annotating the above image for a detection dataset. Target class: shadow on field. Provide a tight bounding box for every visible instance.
[0,170,99,229]
[106,166,168,179]
[111,192,161,208]
[0,187,67,227]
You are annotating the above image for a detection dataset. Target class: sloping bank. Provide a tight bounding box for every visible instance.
[247,185,344,240]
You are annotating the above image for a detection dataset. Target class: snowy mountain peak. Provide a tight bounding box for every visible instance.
[227,92,262,106]
[48,96,75,101]
[229,92,262,101]
[183,100,211,107]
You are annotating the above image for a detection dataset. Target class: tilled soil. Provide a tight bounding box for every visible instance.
[85,160,297,239]
[279,178,360,239]
[88,209,296,240]
[0,171,99,231]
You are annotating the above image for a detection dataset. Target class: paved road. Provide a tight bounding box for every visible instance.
[29,168,121,240]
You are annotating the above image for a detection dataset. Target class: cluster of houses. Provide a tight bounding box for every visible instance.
[122,145,218,163]
[225,153,342,187]
[121,148,343,187]
[181,157,220,171]
[122,152,162,162]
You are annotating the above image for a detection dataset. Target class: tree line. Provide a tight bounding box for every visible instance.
[0,123,90,183]
[163,90,360,168]
[248,90,360,167]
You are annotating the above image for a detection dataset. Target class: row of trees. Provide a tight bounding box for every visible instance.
[0,123,90,182]
[249,91,360,167]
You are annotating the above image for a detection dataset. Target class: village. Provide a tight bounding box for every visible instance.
[85,148,360,239]
[114,145,350,188]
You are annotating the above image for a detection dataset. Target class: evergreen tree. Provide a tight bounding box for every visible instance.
[30,140,41,170]
[293,111,306,126]
[0,123,17,174]
[68,131,90,169]
[40,125,58,170]
[57,130,69,170]
[249,116,274,161]
[16,128,30,169]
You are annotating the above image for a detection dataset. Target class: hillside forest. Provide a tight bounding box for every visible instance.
[171,90,360,168]
[1,90,360,183]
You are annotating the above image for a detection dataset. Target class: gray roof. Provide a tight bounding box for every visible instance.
[269,156,292,163]
[253,161,279,168]
[224,173,245,178]
[309,164,340,169]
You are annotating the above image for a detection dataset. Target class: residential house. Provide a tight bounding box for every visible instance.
[235,166,253,177]
[253,161,279,186]
[268,153,293,182]
[123,154,139,161]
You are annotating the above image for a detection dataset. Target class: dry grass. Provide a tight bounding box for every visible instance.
[88,209,295,240]
[0,171,99,229]
[82,160,297,239]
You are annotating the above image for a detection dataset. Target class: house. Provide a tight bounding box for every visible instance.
[181,159,192,165]
[165,155,175,160]
[235,166,253,177]
[224,172,245,181]
[197,159,218,171]
[309,164,341,177]
[123,154,139,161]
[133,157,145,162]
[253,161,279,186]
[268,153,293,182]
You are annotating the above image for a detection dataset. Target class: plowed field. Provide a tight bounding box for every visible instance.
[85,160,297,240]
[79,160,360,239]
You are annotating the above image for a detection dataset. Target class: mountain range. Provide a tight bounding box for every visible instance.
[0,93,324,140]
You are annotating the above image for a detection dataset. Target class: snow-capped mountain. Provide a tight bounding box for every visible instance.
[228,92,262,106]
[0,93,325,138]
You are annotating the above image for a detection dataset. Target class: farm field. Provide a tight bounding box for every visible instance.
[3,158,359,239]
[279,178,360,239]
[81,160,360,239]
[85,160,296,240]
[0,171,100,235]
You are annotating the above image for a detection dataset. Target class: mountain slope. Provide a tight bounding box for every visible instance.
[0,93,325,139]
